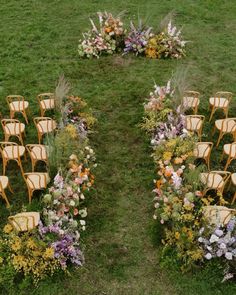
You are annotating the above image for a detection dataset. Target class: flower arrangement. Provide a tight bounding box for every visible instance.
[198,218,236,281]
[78,13,187,59]
[78,12,125,58]
[0,78,97,286]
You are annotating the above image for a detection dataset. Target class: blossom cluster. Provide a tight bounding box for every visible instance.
[78,13,187,59]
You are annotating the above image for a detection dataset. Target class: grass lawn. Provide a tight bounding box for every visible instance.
[0,0,236,294]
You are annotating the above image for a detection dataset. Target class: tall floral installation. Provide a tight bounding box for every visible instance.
[0,77,96,287]
[78,12,187,59]
[141,76,236,280]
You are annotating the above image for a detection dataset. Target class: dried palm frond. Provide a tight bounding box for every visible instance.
[54,75,71,112]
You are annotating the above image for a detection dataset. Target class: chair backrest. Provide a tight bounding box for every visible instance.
[6,95,26,110]
[206,171,231,189]
[8,212,40,231]
[37,93,55,108]
[184,90,200,98]
[215,91,233,101]
[0,141,21,159]
[226,142,236,157]
[220,118,236,133]
[186,115,205,130]
[1,118,23,134]
[203,205,236,226]
[195,142,213,158]
[33,117,55,133]
[24,172,48,189]
[26,144,47,160]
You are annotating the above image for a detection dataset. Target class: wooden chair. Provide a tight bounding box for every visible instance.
[203,205,236,226]
[182,91,200,114]
[0,176,13,207]
[33,117,57,144]
[8,212,40,231]
[213,118,236,147]
[0,142,26,175]
[200,171,231,196]
[6,95,29,124]
[23,172,50,203]
[194,142,213,170]
[209,91,233,122]
[26,144,48,172]
[221,142,236,171]
[1,119,25,145]
[231,173,236,205]
[186,115,205,140]
[37,93,55,117]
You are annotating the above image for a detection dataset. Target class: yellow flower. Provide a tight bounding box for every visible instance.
[163,151,172,161]
[3,223,13,234]
[44,247,54,259]
[27,238,36,249]
[175,232,180,240]
[0,257,3,264]
[65,124,77,139]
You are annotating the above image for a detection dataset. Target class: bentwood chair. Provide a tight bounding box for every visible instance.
[203,205,236,226]
[194,142,213,170]
[231,173,236,205]
[200,170,231,196]
[6,95,29,124]
[0,142,26,175]
[182,91,200,114]
[1,119,25,145]
[8,212,40,231]
[26,144,48,172]
[33,117,57,144]
[213,118,236,147]
[209,91,233,122]
[0,176,13,207]
[37,93,55,117]
[186,115,205,140]
[23,172,50,203]
[221,142,236,171]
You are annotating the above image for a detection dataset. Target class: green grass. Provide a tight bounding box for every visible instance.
[0,0,236,294]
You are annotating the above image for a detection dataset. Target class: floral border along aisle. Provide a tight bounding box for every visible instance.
[141,77,236,280]
[0,78,97,287]
[78,12,187,59]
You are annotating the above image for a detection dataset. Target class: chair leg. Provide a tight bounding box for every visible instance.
[224,157,231,171]
[1,191,10,207]
[3,161,7,175]
[28,188,33,203]
[206,157,210,171]
[209,106,215,122]
[8,182,14,194]
[231,192,236,205]
[216,132,223,147]
[18,135,24,146]
[18,161,24,175]
[22,110,29,124]
[10,111,14,119]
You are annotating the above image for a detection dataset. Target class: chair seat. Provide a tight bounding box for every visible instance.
[40,99,55,110]
[194,143,210,158]
[215,119,236,132]
[0,176,9,191]
[9,101,29,111]
[26,173,49,189]
[9,212,40,231]
[37,120,56,134]
[186,118,202,131]
[232,173,236,185]
[3,146,25,159]
[223,144,236,157]
[200,173,224,189]
[4,122,25,135]
[203,206,235,225]
[183,96,199,108]
[31,146,47,160]
[209,97,229,108]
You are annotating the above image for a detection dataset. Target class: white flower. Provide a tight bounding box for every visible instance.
[79,209,88,218]
[219,243,226,249]
[80,193,85,200]
[198,237,203,243]
[69,200,76,207]
[80,220,86,226]
[53,199,59,205]
[153,214,157,220]
[225,252,233,260]
[93,163,97,168]
[209,234,219,243]
[205,253,212,260]
[59,229,65,235]
[82,226,86,231]
[215,229,224,237]
[154,202,160,208]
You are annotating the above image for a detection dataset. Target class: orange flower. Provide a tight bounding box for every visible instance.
[174,157,183,164]
[156,179,163,189]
